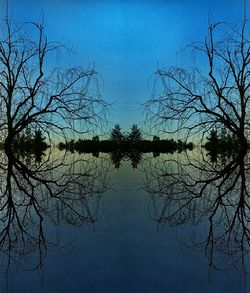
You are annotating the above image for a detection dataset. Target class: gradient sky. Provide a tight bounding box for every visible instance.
[1,0,248,131]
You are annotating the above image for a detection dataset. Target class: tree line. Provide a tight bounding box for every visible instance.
[59,123,194,154]
[1,4,249,158]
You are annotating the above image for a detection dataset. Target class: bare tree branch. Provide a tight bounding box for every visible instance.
[0,19,108,146]
[144,18,250,149]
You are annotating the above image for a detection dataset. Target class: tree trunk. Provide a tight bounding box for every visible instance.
[4,134,14,153]
[239,134,248,155]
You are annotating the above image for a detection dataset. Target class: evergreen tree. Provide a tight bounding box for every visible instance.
[153,135,160,142]
[110,124,124,144]
[33,130,47,150]
[220,127,228,145]
[205,129,218,149]
[128,150,142,169]
[92,135,99,142]
[24,127,32,145]
[110,150,123,168]
[128,124,142,143]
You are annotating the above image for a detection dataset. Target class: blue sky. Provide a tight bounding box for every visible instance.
[1,0,248,131]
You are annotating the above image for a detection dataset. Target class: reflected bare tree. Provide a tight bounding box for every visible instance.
[0,149,109,275]
[142,151,250,275]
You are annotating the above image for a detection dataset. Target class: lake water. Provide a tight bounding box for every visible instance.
[0,150,248,293]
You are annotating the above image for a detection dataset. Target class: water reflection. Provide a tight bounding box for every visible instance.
[142,151,250,275]
[0,149,109,276]
[110,150,142,169]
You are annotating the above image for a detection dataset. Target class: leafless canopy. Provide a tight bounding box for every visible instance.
[145,18,250,146]
[0,18,107,144]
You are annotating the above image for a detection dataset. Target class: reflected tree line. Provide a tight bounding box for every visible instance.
[59,124,193,169]
[0,1,250,288]
[141,4,250,282]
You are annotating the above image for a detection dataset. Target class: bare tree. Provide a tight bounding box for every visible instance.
[0,18,107,148]
[145,14,250,151]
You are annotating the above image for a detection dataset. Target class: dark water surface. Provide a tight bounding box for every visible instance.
[0,151,248,293]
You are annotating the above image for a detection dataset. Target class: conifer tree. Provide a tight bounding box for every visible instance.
[110,124,124,144]
[128,124,142,143]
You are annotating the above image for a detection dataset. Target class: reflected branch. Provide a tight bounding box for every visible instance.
[142,151,250,274]
[0,149,110,274]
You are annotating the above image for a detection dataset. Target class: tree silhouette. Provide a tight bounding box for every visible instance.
[128,150,142,169]
[128,124,142,143]
[0,148,109,277]
[110,124,124,144]
[142,151,250,275]
[153,135,160,142]
[205,129,219,149]
[145,13,250,152]
[0,18,107,149]
[13,128,48,157]
[33,129,45,145]
[204,127,240,158]
[92,135,100,142]
[110,149,123,169]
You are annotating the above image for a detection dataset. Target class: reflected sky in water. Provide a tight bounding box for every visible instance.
[0,150,248,293]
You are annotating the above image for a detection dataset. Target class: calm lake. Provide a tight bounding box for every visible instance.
[0,150,249,293]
